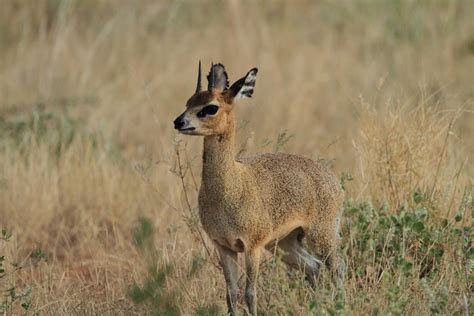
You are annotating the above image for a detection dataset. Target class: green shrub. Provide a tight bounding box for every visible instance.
[0,229,42,314]
[342,189,472,314]
[0,101,121,160]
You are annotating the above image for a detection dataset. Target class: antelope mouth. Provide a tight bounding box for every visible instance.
[178,127,196,134]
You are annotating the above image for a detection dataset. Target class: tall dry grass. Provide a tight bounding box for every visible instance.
[355,96,469,210]
[0,1,472,314]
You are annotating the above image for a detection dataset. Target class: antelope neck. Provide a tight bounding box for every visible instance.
[202,129,241,193]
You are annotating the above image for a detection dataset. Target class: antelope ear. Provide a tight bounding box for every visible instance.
[207,63,229,92]
[227,68,258,101]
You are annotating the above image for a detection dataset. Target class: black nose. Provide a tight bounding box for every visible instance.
[174,117,185,130]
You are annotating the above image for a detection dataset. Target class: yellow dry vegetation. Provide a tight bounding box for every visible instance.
[0,1,472,314]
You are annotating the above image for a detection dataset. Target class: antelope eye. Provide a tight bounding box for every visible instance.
[197,105,219,118]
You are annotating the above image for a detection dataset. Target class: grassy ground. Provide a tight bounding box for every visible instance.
[0,1,472,315]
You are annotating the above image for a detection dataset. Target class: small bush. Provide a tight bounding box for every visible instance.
[0,229,43,314]
[0,102,121,161]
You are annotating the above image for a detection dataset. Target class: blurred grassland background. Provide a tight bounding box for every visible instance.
[0,0,473,315]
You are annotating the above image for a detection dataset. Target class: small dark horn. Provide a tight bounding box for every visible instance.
[195,60,202,93]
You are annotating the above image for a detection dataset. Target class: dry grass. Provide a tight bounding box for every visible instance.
[0,1,473,315]
[355,97,469,210]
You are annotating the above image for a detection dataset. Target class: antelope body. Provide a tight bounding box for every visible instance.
[173,62,345,315]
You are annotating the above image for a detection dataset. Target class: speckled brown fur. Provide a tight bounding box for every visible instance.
[199,131,344,254]
[174,64,345,315]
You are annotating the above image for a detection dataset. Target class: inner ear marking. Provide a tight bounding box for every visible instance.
[229,68,258,100]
